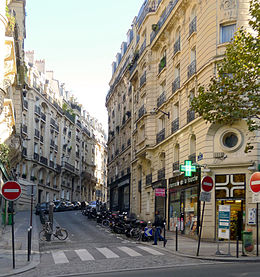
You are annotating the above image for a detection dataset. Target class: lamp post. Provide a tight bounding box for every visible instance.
[150,108,170,119]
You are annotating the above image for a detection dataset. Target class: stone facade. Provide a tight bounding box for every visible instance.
[107,0,259,240]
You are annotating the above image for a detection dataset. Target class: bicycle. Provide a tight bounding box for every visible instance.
[39,221,68,241]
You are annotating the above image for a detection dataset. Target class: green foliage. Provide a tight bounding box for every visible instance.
[5,5,15,31]
[0,144,10,169]
[191,0,260,132]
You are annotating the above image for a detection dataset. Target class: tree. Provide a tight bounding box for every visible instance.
[191,0,260,132]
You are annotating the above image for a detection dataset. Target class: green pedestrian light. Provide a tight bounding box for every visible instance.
[180,160,197,177]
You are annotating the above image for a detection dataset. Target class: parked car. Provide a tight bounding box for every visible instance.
[72,201,81,210]
[65,201,74,210]
[54,201,67,212]
[35,202,49,215]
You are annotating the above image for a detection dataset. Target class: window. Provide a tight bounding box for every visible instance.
[146,192,150,213]
[220,24,236,43]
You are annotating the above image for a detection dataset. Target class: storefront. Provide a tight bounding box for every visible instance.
[152,180,167,220]
[215,173,245,240]
[168,173,199,236]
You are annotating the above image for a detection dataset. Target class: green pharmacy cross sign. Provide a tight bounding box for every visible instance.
[180,160,197,177]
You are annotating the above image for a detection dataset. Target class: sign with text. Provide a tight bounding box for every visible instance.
[1,181,22,201]
[200,191,211,202]
[248,208,256,225]
[218,205,230,240]
[249,172,260,194]
[155,188,165,197]
[201,176,214,192]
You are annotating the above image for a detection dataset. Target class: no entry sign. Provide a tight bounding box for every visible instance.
[249,172,260,194]
[1,181,22,201]
[201,176,214,192]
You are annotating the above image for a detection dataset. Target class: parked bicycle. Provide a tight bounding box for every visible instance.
[39,221,68,241]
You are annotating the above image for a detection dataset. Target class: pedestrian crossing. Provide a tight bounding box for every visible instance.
[50,245,165,264]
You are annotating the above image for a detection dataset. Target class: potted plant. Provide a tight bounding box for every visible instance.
[152,24,159,31]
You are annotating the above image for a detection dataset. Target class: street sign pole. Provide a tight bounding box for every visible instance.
[11,201,15,269]
[257,203,259,257]
[196,201,205,256]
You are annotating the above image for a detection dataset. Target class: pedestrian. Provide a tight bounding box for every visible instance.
[152,210,167,245]
[81,201,86,211]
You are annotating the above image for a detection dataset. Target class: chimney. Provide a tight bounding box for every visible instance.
[25,50,34,64]
[35,59,45,74]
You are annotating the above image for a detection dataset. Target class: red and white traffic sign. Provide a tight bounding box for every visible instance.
[1,181,22,201]
[249,172,260,194]
[201,176,214,192]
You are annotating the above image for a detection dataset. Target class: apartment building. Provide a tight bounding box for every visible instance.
[10,51,107,210]
[107,0,259,240]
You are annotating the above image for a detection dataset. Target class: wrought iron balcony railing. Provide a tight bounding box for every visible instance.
[157,91,166,108]
[189,16,197,36]
[187,108,195,123]
[146,173,152,186]
[158,168,165,180]
[187,60,196,79]
[156,128,165,144]
[171,117,179,134]
[172,77,180,94]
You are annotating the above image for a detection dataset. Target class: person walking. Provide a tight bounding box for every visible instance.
[152,210,167,245]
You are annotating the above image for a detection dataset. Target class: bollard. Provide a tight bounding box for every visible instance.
[163,222,166,247]
[236,236,239,258]
[176,226,178,251]
[27,227,31,261]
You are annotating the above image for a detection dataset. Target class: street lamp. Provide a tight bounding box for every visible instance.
[150,108,170,119]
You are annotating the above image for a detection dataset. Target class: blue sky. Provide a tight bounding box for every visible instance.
[25,0,145,132]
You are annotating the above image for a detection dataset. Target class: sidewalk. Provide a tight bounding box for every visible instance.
[141,230,260,262]
[0,210,40,277]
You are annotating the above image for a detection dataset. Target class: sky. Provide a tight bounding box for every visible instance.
[25,0,145,133]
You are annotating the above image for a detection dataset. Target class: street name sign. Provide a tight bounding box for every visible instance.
[201,176,214,192]
[155,188,165,197]
[1,181,22,201]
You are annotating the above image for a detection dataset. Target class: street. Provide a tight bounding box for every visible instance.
[14,210,218,277]
[9,210,260,277]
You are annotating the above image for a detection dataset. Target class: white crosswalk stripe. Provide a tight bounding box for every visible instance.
[137,246,165,256]
[49,246,164,264]
[96,247,119,258]
[75,249,94,261]
[118,246,142,257]
[52,251,69,264]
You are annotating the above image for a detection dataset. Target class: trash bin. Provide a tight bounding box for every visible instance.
[1,213,12,225]
[242,231,254,253]
[8,213,12,225]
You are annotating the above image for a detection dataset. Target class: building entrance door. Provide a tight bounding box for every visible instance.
[216,200,245,240]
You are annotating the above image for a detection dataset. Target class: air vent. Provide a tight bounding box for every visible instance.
[213,152,225,158]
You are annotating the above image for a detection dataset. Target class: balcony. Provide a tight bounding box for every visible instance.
[139,71,146,88]
[172,77,180,94]
[41,112,46,122]
[23,99,28,110]
[34,105,41,115]
[138,105,146,119]
[65,162,74,172]
[158,168,165,180]
[33,152,39,161]
[187,60,196,79]
[189,16,197,36]
[50,139,55,148]
[40,156,48,166]
[50,118,59,132]
[187,108,195,123]
[173,161,180,172]
[171,117,179,134]
[188,153,196,164]
[173,38,180,54]
[49,160,54,168]
[34,129,40,139]
[158,56,166,74]
[22,124,27,134]
[146,174,152,186]
[56,164,61,173]
[156,128,165,144]
[157,91,166,108]
[139,39,146,57]
[64,110,75,123]
[76,120,82,128]
[71,103,81,113]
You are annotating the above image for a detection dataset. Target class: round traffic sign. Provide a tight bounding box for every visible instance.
[201,176,214,192]
[1,181,22,201]
[249,172,260,193]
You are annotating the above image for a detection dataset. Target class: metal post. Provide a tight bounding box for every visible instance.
[236,235,239,258]
[27,227,31,261]
[257,203,259,257]
[196,201,205,256]
[163,222,166,247]
[11,201,15,269]
[176,226,178,251]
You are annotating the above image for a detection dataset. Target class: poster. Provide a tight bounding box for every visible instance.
[248,208,256,225]
[218,205,230,239]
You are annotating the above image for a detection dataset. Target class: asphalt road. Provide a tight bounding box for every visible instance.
[15,210,259,277]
